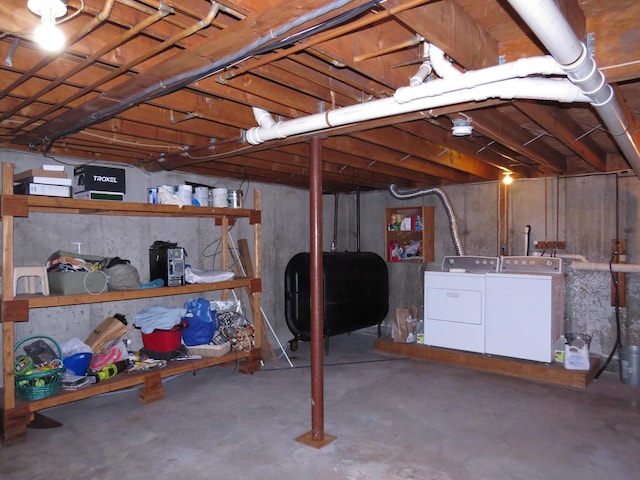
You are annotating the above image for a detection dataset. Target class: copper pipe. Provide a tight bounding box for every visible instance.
[11,2,221,134]
[353,33,424,62]
[6,3,173,131]
[0,0,116,98]
[220,0,434,82]
[309,135,324,441]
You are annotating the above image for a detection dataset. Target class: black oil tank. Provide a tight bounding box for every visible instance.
[284,251,389,342]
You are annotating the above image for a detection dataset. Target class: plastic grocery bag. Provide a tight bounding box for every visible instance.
[182,298,217,346]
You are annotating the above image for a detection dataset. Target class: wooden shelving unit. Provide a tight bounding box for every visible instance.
[0,162,262,444]
[384,206,434,263]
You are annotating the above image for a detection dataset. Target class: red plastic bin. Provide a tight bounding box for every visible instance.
[141,321,187,352]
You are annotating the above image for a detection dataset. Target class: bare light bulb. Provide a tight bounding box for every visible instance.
[27,0,67,51]
[34,21,65,51]
[502,173,513,185]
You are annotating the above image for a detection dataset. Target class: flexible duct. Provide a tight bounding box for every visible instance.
[247,77,588,144]
[505,0,640,177]
[388,184,465,256]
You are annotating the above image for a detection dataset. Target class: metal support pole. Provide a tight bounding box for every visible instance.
[310,135,324,441]
[296,136,336,448]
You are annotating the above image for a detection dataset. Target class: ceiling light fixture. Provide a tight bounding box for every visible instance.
[27,0,67,52]
[451,116,473,137]
[502,172,514,185]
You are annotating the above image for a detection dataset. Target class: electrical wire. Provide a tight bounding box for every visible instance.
[595,251,622,378]
[595,172,623,378]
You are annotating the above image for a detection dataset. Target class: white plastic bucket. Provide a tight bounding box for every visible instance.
[177,184,192,205]
[211,187,228,207]
[194,187,209,206]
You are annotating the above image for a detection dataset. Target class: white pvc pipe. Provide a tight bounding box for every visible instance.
[506,0,640,176]
[409,61,433,87]
[247,77,588,145]
[557,253,589,263]
[556,254,640,273]
[571,262,640,274]
[397,44,565,103]
[252,106,277,128]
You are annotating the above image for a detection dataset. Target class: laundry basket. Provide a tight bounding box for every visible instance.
[14,335,65,401]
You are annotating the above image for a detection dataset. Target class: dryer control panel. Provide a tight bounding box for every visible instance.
[441,256,500,273]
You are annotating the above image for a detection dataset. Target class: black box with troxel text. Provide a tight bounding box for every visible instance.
[73,165,126,194]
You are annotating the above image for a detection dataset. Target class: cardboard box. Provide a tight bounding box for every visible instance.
[73,166,126,194]
[47,250,107,295]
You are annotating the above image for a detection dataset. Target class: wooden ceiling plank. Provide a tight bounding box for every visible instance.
[324,135,470,183]
[278,143,441,186]
[588,2,640,83]
[13,0,375,146]
[516,101,607,171]
[351,127,498,180]
[396,120,527,176]
[395,0,499,70]
[470,109,567,173]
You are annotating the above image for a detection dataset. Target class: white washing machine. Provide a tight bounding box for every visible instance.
[424,271,486,353]
[485,271,564,362]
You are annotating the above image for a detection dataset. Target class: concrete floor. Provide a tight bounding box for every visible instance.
[1,332,639,480]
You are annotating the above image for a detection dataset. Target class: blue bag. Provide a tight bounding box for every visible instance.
[182,298,217,346]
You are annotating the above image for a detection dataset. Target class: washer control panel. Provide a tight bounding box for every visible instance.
[500,256,562,274]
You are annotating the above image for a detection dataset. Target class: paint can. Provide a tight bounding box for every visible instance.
[227,189,243,208]
[211,187,228,208]
[147,187,158,204]
[194,186,209,206]
[177,184,192,205]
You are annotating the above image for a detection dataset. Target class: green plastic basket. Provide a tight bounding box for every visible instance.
[14,335,65,401]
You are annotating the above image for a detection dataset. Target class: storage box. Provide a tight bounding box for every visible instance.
[73,166,126,194]
[14,182,71,197]
[74,190,125,201]
[188,341,231,358]
[47,251,107,295]
[142,322,186,353]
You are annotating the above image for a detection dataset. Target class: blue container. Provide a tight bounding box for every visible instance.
[63,352,92,376]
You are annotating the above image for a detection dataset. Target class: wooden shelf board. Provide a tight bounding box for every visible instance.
[9,278,257,309]
[2,194,258,219]
[1,349,256,413]
[374,338,599,389]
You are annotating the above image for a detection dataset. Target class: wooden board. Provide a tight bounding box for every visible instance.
[374,338,599,389]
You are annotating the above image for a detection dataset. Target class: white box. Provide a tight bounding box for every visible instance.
[14,182,70,197]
